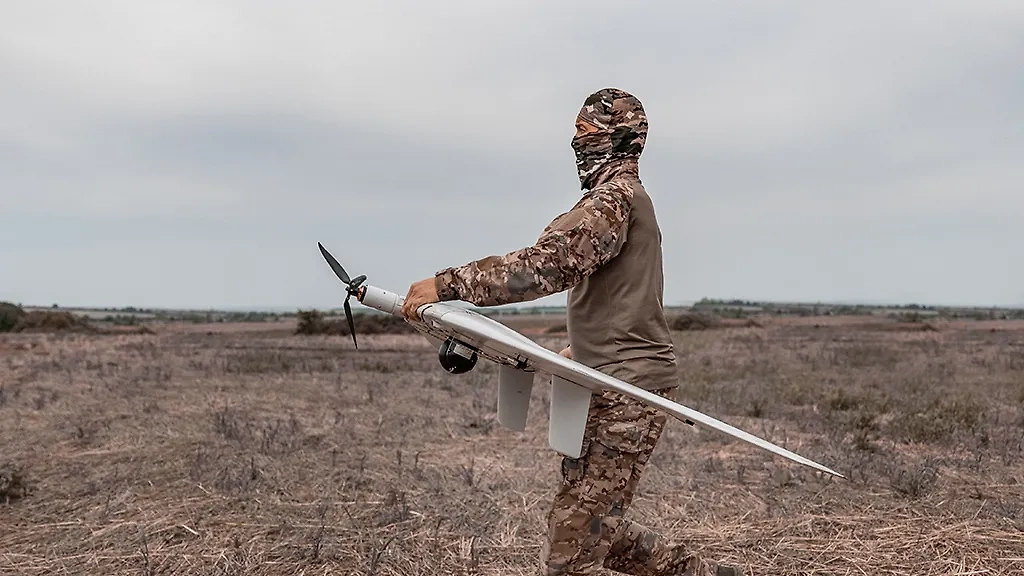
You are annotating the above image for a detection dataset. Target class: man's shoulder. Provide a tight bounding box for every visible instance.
[588,177,639,199]
[581,180,638,219]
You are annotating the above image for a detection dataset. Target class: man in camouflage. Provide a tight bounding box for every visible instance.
[402,88,742,576]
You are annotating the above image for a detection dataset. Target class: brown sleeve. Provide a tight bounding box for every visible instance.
[433,182,633,306]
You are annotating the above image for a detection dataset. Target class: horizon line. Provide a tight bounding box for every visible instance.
[11,299,1024,313]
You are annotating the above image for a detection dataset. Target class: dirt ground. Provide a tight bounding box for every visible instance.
[1,316,1023,575]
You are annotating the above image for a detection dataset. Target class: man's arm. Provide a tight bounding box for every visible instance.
[433,182,633,307]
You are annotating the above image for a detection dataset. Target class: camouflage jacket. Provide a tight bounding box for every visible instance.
[434,182,634,306]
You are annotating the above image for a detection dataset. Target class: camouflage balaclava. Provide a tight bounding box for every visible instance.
[570,87,648,190]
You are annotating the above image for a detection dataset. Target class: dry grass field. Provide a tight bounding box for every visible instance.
[2,314,1023,575]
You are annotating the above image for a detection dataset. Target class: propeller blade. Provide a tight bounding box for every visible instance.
[318,242,351,285]
[344,297,358,349]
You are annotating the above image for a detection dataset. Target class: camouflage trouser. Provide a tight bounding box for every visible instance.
[539,387,714,576]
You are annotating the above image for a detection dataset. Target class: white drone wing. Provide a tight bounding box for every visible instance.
[422,300,844,478]
[316,243,846,480]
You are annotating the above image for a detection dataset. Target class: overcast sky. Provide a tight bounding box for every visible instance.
[2,1,1022,310]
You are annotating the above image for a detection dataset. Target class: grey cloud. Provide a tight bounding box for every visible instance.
[1,110,573,216]
[2,1,1023,308]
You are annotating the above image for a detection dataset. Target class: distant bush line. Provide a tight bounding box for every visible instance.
[0,302,95,334]
[543,311,763,335]
[693,299,1024,321]
[5,299,1023,335]
[294,309,417,336]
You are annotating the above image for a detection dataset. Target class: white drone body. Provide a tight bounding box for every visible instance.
[318,243,845,480]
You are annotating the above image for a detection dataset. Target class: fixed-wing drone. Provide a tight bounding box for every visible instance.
[317,242,845,480]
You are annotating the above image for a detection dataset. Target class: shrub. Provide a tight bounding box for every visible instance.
[295,309,416,336]
[544,322,568,334]
[295,309,333,335]
[0,302,25,332]
[669,312,721,331]
[0,462,29,502]
[897,397,985,444]
[11,310,94,333]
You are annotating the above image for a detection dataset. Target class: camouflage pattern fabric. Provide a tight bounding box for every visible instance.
[571,87,648,191]
[540,386,718,576]
[434,182,631,306]
[433,87,646,307]
[432,88,735,574]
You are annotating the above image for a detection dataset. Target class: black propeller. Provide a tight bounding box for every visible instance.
[317,242,366,349]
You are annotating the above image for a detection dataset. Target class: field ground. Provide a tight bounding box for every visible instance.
[2,314,1023,575]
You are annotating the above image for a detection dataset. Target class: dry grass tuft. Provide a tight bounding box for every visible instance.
[0,462,30,503]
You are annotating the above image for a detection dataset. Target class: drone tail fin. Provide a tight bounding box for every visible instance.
[497,365,534,432]
[548,375,592,458]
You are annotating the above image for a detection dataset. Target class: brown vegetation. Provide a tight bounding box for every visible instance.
[543,312,764,335]
[1,302,98,334]
[13,310,96,333]
[295,309,417,336]
[0,462,29,503]
[0,302,26,332]
[665,312,764,331]
[1,316,1022,574]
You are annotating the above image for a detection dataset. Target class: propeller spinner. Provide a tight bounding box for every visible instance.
[317,242,366,349]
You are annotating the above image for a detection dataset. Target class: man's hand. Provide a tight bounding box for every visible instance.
[402,277,439,320]
[558,345,572,359]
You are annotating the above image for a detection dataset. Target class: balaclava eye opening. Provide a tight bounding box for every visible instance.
[571,88,648,190]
